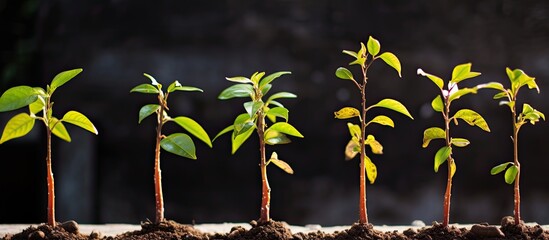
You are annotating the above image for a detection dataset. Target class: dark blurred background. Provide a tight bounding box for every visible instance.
[1,0,548,226]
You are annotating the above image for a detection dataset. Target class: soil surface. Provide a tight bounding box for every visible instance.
[2,217,549,240]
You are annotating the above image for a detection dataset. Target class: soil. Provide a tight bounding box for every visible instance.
[3,217,549,240]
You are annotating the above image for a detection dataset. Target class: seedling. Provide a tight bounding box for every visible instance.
[0,69,98,227]
[334,36,413,224]
[214,71,303,223]
[481,68,544,225]
[418,63,490,227]
[131,73,212,224]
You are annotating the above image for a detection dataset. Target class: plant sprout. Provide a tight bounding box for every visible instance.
[418,63,491,227]
[214,71,303,223]
[0,69,98,227]
[334,36,413,224]
[481,68,544,225]
[131,73,212,224]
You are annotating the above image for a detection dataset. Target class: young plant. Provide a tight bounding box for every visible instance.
[131,73,212,224]
[418,63,490,227]
[334,36,413,224]
[0,69,98,227]
[482,68,544,225]
[214,71,303,223]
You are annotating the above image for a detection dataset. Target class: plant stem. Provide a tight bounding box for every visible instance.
[46,128,56,227]
[154,102,166,224]
[257,110,271,223]
[512,111,521,225]
[442,98,452,227]
[358,64,369,224]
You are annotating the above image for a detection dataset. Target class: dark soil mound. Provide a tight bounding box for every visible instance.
[108,219,208,240]
[2,220,100,240]
[297,223,408,240]
[209,220,294,240]
[499,216,549,240]
[411,222,469,240]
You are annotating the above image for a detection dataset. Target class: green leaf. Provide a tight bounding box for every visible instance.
[504,165,519,184]
[0,113,35,144]
[521,103,545,124]
[422,127,445,148]
[379,52,402,78]
[167,81,203,93]
[493,91,509,100]
[367,36,381,56]
[218,84,253,100]
[266,122,303,138]
[342,50,358,58]
[259,71,291,88]
[143,73,161,86]
[267,92,297,103]
[130,83,159,94]
[434,146,452,173]
[451,63,481,84]
[266,107,289,122]
[265,130,291,145]
[251,72,266,85]
[50,68,83,92]
[508,68,539,94]
[231,126,254,154]
[29,98,45,115]
[261,84,272,96]
[347,123,361,139]
[213,125,234,141]
[225,76,252,84]
[417,68,444,90]
[431,95,444,112]
[448,87,478,102]
[344,139,360,160]
[335,67,355,81]
[334,107,360,119]
[50,117,71,142]
[268,152,294,174]
[161,133,196,159]
[491,162,512,175]
[364,155,377,184]
[244,101,263,118]
[453,109,490,132]
[349,43,367,66]
[370,98,414,119]
[367,115,394,128]
[233,113,254,137]
[61,111,98,134]
[365,135,383,154]
[269,100,284,108]
[0,86,38,112]
[451,138,470,147]
[172,116,212,147]
[477,82,506,92]
[138,104,159,124]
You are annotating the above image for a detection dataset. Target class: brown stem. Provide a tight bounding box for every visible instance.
[46,128,56,227]
[442,98,452,227]
[154,102,166,224]
[358,63,369,224]
[512,112,521,225]
[257,111,271,223]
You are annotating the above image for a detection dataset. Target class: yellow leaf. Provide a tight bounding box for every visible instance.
[334,107,360,119]
[268,152,294,174]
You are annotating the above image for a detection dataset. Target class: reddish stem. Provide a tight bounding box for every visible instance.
[512,112,521,225]
[358,63,369,224]
[46,128,56,227]
[257,110,271,223]
[154,100,166,224]
[442,97,452,227]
